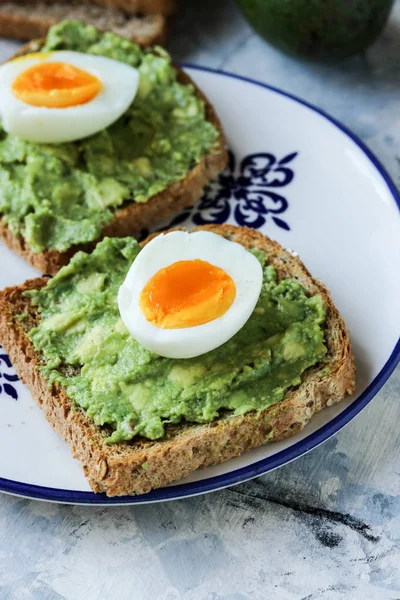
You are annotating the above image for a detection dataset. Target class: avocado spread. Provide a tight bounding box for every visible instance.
[26,237,327,443]
[0,21,219,253]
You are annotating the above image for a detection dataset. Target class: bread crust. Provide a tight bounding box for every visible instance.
[0,3,169,45]
[0,225,356,497]
[5,0,177,17]
[0,42,228,274]
[78,0,177,16]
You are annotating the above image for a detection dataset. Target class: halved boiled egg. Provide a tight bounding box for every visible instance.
[0,51,139,143]
[118,231,263,359]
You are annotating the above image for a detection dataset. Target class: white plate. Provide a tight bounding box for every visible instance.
[0,66,399,505]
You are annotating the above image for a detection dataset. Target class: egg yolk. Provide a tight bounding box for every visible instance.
[140,259,237,329]
[12,62,102,108]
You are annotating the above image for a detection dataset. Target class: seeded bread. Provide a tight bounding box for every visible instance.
[0,224,356,497]
[0,39,228,274]
[0,2,169,45]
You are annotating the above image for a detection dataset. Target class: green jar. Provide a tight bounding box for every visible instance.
[235,0,395,59]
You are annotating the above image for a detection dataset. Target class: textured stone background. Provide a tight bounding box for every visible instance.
[0,1,400,598]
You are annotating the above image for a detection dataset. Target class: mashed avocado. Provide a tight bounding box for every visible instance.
[0,21,219,253]
[26,237,327,443]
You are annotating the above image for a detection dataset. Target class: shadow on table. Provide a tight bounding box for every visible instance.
[302,19,400,94]
[167,0,249,65]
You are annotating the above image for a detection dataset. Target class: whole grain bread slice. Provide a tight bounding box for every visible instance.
[0,39,227,274]
[0,3,169,45]
[0,224,356,497]
[11,0,178,17]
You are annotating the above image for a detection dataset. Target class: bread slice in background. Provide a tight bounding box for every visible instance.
[0,2,169,45]
[0,41,228,274]
[12,0,178,16]
[91,0,177,15]
[0,224,356,497]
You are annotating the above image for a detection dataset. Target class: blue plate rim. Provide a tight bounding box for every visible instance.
[0,64,399,505]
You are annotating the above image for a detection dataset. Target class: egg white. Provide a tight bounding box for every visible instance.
[0,51,140,144]
[118,231,263,359]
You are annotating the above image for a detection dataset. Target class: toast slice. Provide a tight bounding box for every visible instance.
[89,0,177,15]
[10,0,178,17]
[0,3,169,45]
[0,37,227,275]
[0,225,356,497]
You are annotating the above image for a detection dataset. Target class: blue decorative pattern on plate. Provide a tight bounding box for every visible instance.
[0,65,399,505]
[167,150,296,231]
[0,345,19,401]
